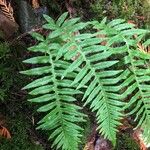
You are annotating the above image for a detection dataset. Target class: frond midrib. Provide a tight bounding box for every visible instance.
[48,51,73,149]
[122,35,149,125]
[74,41,115,140]
[106,23,149,122]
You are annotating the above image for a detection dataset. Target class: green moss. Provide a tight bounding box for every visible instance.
[0,41,46,150]
[142,0,150,29]
[90,0,150,28]
[115,132,140,150]
[0,42,11,102]
[0,116,44,150]
[80,116,92,146]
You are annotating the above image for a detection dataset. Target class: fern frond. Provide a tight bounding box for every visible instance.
[62,25,126,145]
[21,13,89,150]
[93,18,150,143]
[124,41,150,143]
[0,0,15,22]
[63,45,125,144]
[62,17,150,144]
[22,12,150,148]
[22,55,85,150]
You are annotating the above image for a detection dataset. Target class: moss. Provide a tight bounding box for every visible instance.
[142,0,150,29]
[115,132,140,150]
[0,116,44,150]
[80,116,92,147]
[0,41,47,149]
[90,0,150,28]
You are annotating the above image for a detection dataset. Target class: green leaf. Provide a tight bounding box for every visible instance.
[62,56,83,78]
[62,18,80,28]
[114,23,135,31]
[108,19,125,27]
[37,102,56,112]
[93,61,119,69]
[43,14,55,25]
[48,29,64,39]
[23,56,49,64]
[20,66,51,75]
[31,32,44,41]
[28,42,48,53]
[143,39,150,47]
[29,85,53,95]
[23,76,52,90]
[28,94,55,102]
[56,12,68,26]
[42,23,57,30]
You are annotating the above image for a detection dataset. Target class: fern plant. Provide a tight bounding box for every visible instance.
[21,12,150,149]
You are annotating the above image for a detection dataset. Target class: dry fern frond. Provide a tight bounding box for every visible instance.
[0,125,11,139]
[0,0,15,22]
[137,43,150,54]
[127,20,150,54]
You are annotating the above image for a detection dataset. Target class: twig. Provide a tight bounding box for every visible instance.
[11,27,43,44]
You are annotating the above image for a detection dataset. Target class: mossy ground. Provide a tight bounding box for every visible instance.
[115,132,140,150]
[0,115,44,150]
[90,0,150,29]
[0,42,49,150]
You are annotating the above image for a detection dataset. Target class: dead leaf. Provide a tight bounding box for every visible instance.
[0,125,11,139]
[31,0,40,9]
[132,129,147,150]
[136,16,145,21]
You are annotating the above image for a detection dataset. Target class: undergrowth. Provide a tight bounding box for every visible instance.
[90,0,150,28]
[0,41,46,149]
[0,115,44,150]
[115,132,140,150]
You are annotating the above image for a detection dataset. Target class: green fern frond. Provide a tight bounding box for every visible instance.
[62,24,127,145]
[63,43,125,145]
[21,54,85,150]
[62,17,150,144]
[124,42,150,143]
[20,13,89,150]
[93,18,150,143]
[22,12,150,148]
